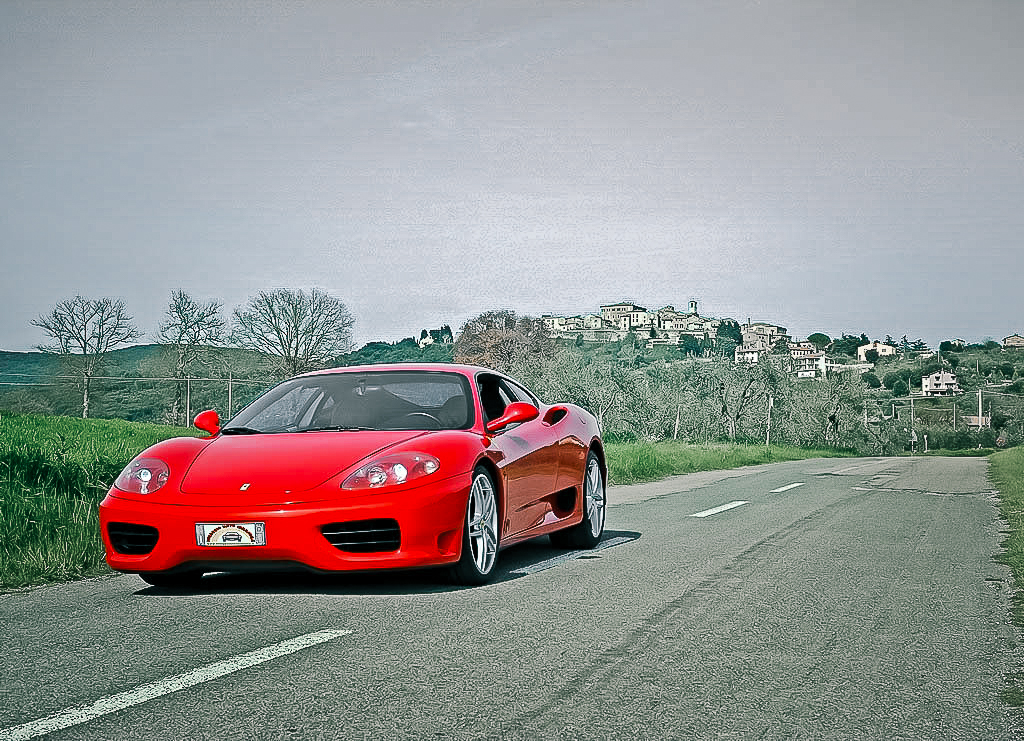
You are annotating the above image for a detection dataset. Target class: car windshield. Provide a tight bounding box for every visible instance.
[223,371,474,433]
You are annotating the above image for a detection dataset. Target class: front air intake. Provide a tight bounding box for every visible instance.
[108,522,159,555]
[320,519,400,553]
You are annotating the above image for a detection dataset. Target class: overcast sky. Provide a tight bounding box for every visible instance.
[2,0,1022,352]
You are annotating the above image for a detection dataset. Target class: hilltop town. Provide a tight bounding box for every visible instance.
[541,299,1024,382]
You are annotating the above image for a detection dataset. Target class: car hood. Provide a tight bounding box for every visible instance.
[178,430,429,502]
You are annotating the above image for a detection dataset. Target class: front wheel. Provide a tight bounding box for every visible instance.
[449,468,500,585]
[550,451,605,549]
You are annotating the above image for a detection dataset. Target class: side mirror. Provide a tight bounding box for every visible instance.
[486,402,539,433]
[193,409,221,436]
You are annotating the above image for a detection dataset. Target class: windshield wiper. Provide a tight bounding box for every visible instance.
[220,426,266,435]
[299,425,378,432]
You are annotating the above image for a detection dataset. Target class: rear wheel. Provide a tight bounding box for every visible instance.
[139,570,203,589]
[449,468,499,585]
[550,451,605,549]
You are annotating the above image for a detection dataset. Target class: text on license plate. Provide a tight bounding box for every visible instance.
[195,522,266,546]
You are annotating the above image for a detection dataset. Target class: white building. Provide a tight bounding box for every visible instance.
[734,345,763,364]
[857,341,899,362]
[922,371,961,397]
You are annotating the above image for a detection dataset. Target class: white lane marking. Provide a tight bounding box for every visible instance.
[769,482,806,493]
[510,535,633,575]
[829,464,869,474]
[0,629,352,741]
[689,501,749,518]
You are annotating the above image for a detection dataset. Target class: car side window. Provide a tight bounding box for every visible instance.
[478,374,516,422]
[503,379,538,406]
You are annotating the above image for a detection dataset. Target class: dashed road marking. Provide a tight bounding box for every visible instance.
[770,482,806,493]
[510,535,634,575]
[689,501,749,518]
[0,629,352,741]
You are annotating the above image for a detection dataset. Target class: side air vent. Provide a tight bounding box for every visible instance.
[108,522,159,555]
[321,519,401,553]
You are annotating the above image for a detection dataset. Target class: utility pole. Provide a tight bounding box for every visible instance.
[228,371,233,418]
[186,376,191,424]
[766,395,773,448]
[953,401,957,431]
[979,389,984,428]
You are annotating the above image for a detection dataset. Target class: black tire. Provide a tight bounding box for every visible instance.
[550,450,605,549]
[449,467,500,585]
[139,570,203,589]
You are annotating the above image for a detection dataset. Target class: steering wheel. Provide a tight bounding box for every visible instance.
[400,412,443,429]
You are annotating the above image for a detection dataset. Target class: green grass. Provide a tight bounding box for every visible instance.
[604,440,855,486]
[0,412,195,590]
[923,448,997,457]
[990,446,1024,706]
[991,447,1024,622]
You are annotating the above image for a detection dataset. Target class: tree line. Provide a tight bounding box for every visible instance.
[30,289,353,420]
[21,295,1022,451]
[451,310,1021,453]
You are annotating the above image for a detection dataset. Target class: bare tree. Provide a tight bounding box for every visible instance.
[710,358,786,441]
[527,348,625,432]
[156,290,226,424]
[31,296,141,417]
[231,288,355,376]
[454,309,555,374]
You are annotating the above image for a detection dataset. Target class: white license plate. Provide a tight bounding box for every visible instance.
[195,522,266,547]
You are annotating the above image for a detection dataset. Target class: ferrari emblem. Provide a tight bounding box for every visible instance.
[240,483,251,491]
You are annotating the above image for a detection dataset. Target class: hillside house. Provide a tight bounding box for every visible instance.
[417,326,454,348]
[1004,334,1024,349]
[734,345,763,364]
[922,370,961,397]
[793,353,826,378]
[857,341,899,362]
[741,322,790,350]
[600,301,643,326]
[788,342,825,377]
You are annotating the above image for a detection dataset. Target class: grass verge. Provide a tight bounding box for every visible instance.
[988,447,1024,707]
[604,440,854,486]
[0,412,195,590]
[991,447,1024,624]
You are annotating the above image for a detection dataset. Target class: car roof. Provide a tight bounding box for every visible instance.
[298,362,498,378]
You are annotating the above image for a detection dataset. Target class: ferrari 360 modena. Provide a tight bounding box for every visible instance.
[99,363,607,586]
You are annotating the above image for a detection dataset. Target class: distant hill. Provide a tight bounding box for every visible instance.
[0,339,455,423]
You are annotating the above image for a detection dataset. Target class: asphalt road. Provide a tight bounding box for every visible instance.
[1,456,1022,740]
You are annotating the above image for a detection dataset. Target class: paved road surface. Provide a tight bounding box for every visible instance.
[1,456,1021,739]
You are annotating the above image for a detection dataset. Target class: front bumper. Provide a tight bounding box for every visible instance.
[99,473,470,575]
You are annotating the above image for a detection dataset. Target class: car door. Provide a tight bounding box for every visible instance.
[478,374,559,538]
[505,378,586,506]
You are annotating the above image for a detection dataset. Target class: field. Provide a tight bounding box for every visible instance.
[0,413,197,589]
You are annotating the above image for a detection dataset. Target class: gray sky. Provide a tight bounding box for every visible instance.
[2,0,1022,352]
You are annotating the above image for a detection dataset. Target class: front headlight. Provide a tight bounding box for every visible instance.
[341,452,440,491]
[114,458,170,494]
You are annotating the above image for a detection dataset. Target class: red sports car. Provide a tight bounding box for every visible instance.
[99,363,607,587]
